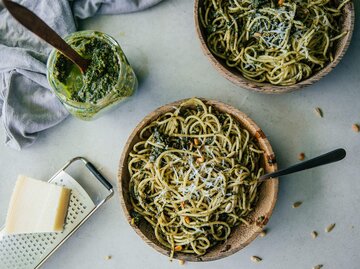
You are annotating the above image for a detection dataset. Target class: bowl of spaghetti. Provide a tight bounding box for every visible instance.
[118,98,278,261]
[195,0,354,93]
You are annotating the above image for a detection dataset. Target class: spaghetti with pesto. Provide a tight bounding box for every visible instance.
[200,0,350,85]
[128,98,264,256]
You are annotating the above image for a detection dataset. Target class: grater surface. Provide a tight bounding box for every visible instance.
[0,171,95,269]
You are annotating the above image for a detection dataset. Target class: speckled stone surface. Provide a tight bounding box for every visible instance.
[0,0,359,268]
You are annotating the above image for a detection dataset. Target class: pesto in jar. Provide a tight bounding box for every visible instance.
[47,31,137,120]
[53,36,120,104]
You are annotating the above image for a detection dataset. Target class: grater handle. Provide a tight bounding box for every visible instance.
[85,162,113,191]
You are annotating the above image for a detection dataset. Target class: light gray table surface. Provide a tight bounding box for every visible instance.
[1,0,359,268]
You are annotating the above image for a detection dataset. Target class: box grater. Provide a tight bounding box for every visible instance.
[0,157,114,269]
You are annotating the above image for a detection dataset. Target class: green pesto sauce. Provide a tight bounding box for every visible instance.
[53,36,120,104]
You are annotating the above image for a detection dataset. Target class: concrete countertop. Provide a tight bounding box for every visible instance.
[0,0,359,268]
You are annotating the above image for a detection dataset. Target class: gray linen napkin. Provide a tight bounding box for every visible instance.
[0,0,162,150]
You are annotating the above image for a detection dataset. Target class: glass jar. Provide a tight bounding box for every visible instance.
[47,30,137,120]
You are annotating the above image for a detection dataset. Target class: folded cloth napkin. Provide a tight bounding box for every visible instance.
[0,0,162,150]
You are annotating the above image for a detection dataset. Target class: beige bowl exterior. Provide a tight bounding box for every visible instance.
[118,98,279,261]
[194,0,355,93]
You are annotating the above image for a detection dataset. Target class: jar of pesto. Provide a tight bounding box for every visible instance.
[47,30,137,120]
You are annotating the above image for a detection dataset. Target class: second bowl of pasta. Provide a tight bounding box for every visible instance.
[118,98,278,261]
[195,0,354,93]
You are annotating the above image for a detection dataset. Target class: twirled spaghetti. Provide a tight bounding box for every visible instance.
[200,0,350,85]
[128,98,264,256]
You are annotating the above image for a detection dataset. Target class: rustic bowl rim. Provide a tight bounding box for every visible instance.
[194,0,355,94]
[118,98,279,261]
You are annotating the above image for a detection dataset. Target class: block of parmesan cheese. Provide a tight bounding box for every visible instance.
[3,175,71,234]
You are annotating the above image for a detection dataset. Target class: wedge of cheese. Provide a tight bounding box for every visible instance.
[3,175,71,234]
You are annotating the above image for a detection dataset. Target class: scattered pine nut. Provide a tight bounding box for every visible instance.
[298,152,305,161]
[278,0,284,6]
[325,223,336,233]
[259,229,267,237]
[174,245,183,252]
[196,156,205,163]
[180,201,185,209]
[352,124,359,133]
[314,107,323,118]
[251,256,262,263]
[105,255,112,260]
[178,259,185,265]
[194,138,200,146]
[292,201,302,208]
[313,265,323,269]
[184,216,191,224]
[225,203,232,213]
[311,231,318,239]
